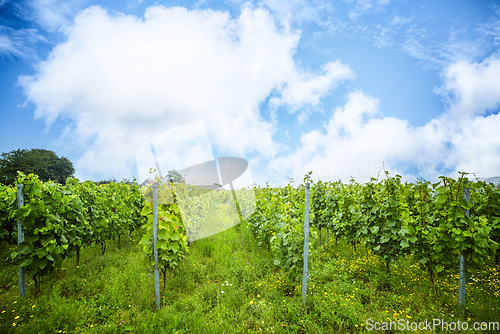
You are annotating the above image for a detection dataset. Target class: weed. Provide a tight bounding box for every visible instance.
[0,227,499,333]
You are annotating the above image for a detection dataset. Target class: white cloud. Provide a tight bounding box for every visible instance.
[270,59,355,112]
[17,2,500,185]
[19,5,349,181]
[327,90,379,135]
[0,26,45,60]
[267,91,417,184]
[264,81,500,186]
[390,15,412,25]
[476,18,500,46]
[135,120,215,183]
[491,2,500,17]
[0,0,81,59]
[417,54,500,178]
[397,14,500,69]
[229,0,391,27]
[437,53,500,118]
[347,0,391,20]
[26,0,85,32]
[257,0,334,26]
[0,32,18,56]
[446,114,500,177]
[400,38,444,69]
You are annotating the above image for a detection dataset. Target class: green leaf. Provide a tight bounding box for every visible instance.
[436,194,447,205]
[140,205,152,216]
[52,191,62,202]
[386,219,396,227]
[168,242,179,252]
[38,258,48,270]
[34,248,48,258]
[139,231,152,245]
[19,258,33,268]
[408,235,417,243]
[18,205,31,217]
[156,239,168,250]
[18,244,32,255]
[157,229,171,240]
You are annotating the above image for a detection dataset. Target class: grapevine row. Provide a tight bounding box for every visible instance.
[0,172,145,293]
[247,172,500,291]
[247,178,317,292]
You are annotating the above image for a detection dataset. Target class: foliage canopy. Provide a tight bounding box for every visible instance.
[0,148,75,185]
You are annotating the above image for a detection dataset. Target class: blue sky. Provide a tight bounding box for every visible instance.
[1,0,500,186]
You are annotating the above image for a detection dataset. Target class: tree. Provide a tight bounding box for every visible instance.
[167,170,184,184]
[95,177,137,185]
[95,177,118,185]
[0,148,75,185]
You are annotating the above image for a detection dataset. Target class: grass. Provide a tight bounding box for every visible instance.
[0,223,499,333]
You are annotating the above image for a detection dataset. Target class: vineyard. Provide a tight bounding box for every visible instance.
[0,171,499,333]
[0,172,145,294]
[248,172,500,294]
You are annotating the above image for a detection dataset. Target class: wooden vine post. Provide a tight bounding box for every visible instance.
[153,182,161,309]
[17,184,26,297]
[302,183,311,311]
[458,183,470,314]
